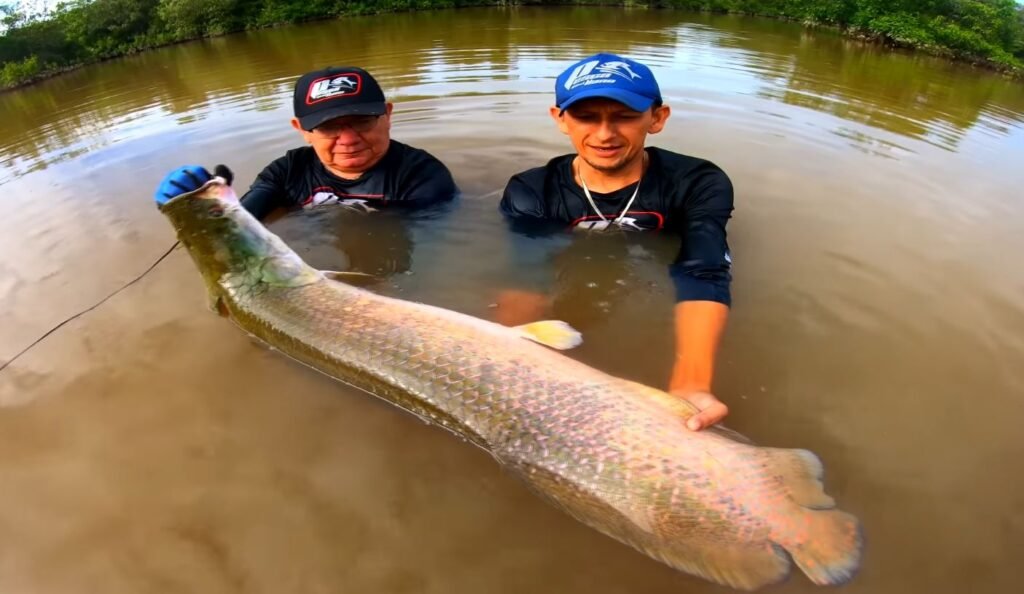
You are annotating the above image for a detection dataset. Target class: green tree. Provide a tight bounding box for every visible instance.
[157,0,240,38]
[57,0,162,57]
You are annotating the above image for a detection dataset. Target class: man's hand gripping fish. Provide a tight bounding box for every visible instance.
[156,176,862,591]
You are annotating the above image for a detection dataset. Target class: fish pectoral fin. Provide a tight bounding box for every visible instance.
[205,290,229,317]
[212,295,230,318]
[323,270,381,287]
[259,256,321,287]
[514,320,582,350]
[763,448,835,509]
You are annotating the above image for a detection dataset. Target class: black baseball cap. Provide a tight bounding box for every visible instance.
[293,66,387,131]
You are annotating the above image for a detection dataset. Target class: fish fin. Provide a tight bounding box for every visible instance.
[323,270,380,287]
[620,380,700,419]
[260,256,321,287]
[514,320,582,350]
[618,380,757,445]
[509,460,790,591]
[706,423,756,445]
[785,509,863,586]
[213,296,230,318]
[764,448,834,509]
[651,540,792,592]
[509,461,654,537]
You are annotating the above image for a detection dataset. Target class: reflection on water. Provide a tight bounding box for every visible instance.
[2,6,1023,594]
[3,10,1024,181]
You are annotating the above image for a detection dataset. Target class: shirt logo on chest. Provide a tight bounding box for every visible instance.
[571,212,664,232]
[304,188,382,213]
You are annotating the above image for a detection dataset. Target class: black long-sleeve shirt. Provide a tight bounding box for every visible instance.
[499,147,733,305]
[240,141,457,219]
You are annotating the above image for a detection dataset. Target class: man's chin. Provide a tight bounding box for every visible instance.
[584,156,629,173]
[331,158,371,172]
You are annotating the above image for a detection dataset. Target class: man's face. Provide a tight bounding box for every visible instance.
[550,98,670,173]
[291,103,394,178]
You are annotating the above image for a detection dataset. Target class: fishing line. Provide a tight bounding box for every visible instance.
[1,185,512,374]
[0,240,181,374]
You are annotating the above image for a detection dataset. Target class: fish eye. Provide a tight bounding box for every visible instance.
[208,205,225,218]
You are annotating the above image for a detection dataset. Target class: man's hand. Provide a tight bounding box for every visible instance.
[494,289,551,327]
[671,389,729,431]
[155,165,211,205]
[154,165,234,205]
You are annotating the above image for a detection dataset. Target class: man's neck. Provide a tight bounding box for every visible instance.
[574,149,648,194]
[325,165,364,180]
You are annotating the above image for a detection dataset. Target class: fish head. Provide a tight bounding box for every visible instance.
[157,176,320,313]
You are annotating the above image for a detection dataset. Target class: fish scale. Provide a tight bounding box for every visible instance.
[158,179,863,591]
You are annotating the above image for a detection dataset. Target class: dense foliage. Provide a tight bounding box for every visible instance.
[2,0,1023,88]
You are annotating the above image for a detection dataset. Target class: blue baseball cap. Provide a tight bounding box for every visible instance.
[555,53,662,113]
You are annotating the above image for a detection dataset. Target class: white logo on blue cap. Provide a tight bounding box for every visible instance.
[597,61,641,80]
[563,59,643,91]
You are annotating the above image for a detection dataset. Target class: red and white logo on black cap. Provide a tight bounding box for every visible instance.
[307,73,363,104]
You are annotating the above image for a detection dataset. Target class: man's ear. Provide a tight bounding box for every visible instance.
[648,104,671,135]
[291,117,314,144]
[381,102,395,133]
[549,105,570,135]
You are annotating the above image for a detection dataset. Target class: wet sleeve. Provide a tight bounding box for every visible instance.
[499,174,545,220]
[497,174,569,292]
[499,174,564,236]
[239,157,290,221]
[669,168,734,306]
[395,155,457,207]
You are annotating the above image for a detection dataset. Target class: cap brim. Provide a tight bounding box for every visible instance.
[558,88,655,114]
[299,102,387,131]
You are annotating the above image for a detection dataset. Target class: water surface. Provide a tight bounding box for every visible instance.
[1,7,1023,593]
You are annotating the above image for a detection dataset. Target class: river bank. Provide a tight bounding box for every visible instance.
[2,1,1022,92]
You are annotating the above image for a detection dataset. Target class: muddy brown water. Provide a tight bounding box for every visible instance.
[1,7,1023,593]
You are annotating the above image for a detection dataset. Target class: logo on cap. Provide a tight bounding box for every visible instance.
[563,59,643,91]
[307,74,362,104]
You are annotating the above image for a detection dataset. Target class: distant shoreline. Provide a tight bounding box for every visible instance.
[2,2,1022,93]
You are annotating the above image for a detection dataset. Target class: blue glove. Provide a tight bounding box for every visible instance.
[154,165,211,205]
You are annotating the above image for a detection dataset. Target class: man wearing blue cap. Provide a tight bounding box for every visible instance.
[499,53,735,431]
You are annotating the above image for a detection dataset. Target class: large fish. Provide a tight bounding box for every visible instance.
[156,176,862,590]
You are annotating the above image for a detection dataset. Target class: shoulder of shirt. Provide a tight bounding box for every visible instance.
[507,153,575,190]
[649,147,730,182]
[280,146,315,161]
[501,154,574,219]
[264,146,316,174]
[385,140,448,169]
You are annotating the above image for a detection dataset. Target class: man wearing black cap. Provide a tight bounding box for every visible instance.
[155,66,457,219]
[498,53,735,432]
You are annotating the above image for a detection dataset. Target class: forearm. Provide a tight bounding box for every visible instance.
[669,300,729,392]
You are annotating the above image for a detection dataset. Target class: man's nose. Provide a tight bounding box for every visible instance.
[333,128,363,145]
[594,118,617,141]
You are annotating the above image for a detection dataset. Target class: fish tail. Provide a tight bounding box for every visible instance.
[786,509,863,586]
